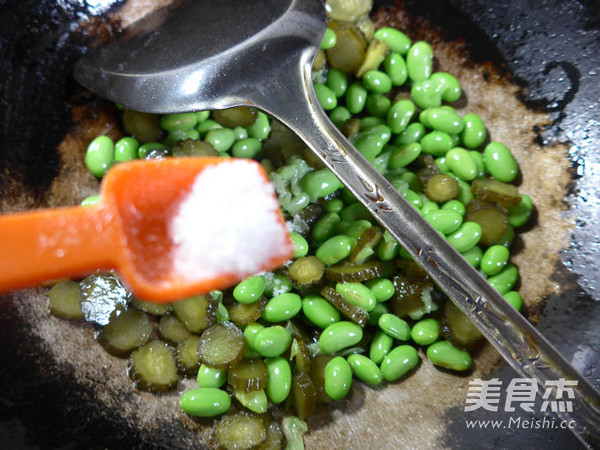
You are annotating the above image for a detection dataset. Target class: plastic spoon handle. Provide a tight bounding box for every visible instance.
[0,205,120,291]
[254,63,600,447]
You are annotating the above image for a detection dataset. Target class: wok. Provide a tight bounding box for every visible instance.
[0,0,599,448]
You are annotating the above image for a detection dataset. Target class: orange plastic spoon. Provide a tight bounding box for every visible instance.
[0,157,292,302]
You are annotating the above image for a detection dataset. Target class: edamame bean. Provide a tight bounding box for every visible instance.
[114,137,139,162]
[320,27,337,50]
[365,93,391,118]
[197,364,227,388]
[420,131,454,156]
[360,115,385,129]
[316,235,354,265]
[324,198,344,214]
[378,231,399,261]
[480,245,510,276]
[487,264,518,295]
[454,177,473,205]
[265,357,292,404]
[411,79,443,109]
[289,232,309,258]
[336,282,377,312]
[319,321,363,354]
[374,27,411,54]
[427,341,471,371]
[423,209,463,234]
[347,354,383,385]
[483,142,519,182]
[231,138,262,159]
[435,156,450,173]
[363,70,392,93]
[233,126,248,140]
[243,322,265,353]
[312,212,342,243]
[263,273,293,297]
[404,189,423,209]
[329,106,352,127]
[411,318,440,346]
[380,345,419,381]
[395,122,426,146]
[369,330,393,364]
[326,68,348,97]
[469,150,486,178]
[446,222,482,253]
[324,356,353,400]
[302,294,341,329]
[367,301,390,326]
[383,52,408,86]
[346,82,368,114]
[205,128,236,152]
[180,388,231,417]
[85,136,113,177]
[351,124,392,160]
[461,245,483,268]
[196,119,221,136]
[430,72,462,102]
[378,313,411,341]
[421,200,440,215]
[365,278,395,302]
[160,112,197,132]
[301,168,343,201]
[427,107,464,134]
[508,194,533,228]
[496,225,515,248]
[263,293,302,322]
[441,199,466,216]
[387,100,415,134]
[406,41,433,82]
[446,147,478,181]
[314,83,338,110]
[81,195,100,207]
[255,326,292,357]
[247,112,270,140]
[461,113,487,149]
[504,291,524,311]
[233,275,266,304]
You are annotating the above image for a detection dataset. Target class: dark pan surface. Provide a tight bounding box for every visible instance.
[1,0,599,448]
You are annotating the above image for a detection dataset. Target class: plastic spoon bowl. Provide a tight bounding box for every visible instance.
[0,157,291,302]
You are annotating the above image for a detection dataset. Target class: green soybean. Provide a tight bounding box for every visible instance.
[374,27,411,54]
[196,118,221,136]
[326,68,348,98]
[430,72,462,102]
[233,275,265,304]
[404,189,423,209]
[387,100,415,134]
[320,27,337,50]
[446,147,478,181]
[481,245,510,276]
[324,356,353,400]
[360,115,386,129]
[180,388,231,417]
[378,313,411,341]
[461,113,487,149]
[496,225,515,248]
[435,156,450,173]
[255,326,292,357]
[483,142,519,182]
[427,341,472,371]
[205,128,236,152]
[197,364,227,388]
[446,222,482,253]
[488,264,518,295]
[231,138,262,159]
[504,291,524,311]
[314,83,338,110]
[383,52,408,86]
[469,150,486,178]
[380,345,419,381]
[411,79,443,109]
[263,273,293,297]
[330,106,352,127]
[85,135,113,177]
[302,168,343,201]
[351,124,392,160]
[365,278,395,302]
[324,198,344,214]
[312,212,342,243]
[508,194,533,228]
[441,199,466,216]
[423,209,463,234]
[160,112,198,132]
[395,122,426,146]
[302,294,341,329]
[427,107,464,134]
[363,70,392,93]
[365,93,392,118]
[406,41,433,82]
[410,318,440,346]
[114,137,139,162]
[336,282,377,312]
[265,357,292,404]
[319,321,363,354]
[81,195,100,207]
[247,112,270,140]
[367,301,390,326]
[263,293,302,323]
[289,232,309,258]
[378,231,400,261]
[369,329,394,364]
[243,322,265,351]
[316,235,354,265]
[421,200,440,215]
[346,82,368,114]
[461,245,483,268]
[347,354,383,385]
[420,131,454,156]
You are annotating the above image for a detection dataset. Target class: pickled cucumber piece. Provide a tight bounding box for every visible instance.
[310,354,334,403]
[390,262,439,320]
[425,173,460,203]
[48,280,83,320]
[471,177,521,208]
[171,139,218,157]
[291,371,318,420]
[80,272,131,326]
[176,336,202,377]
[465,200,509,247]
[443,301,483,348]
[212,107,257,128]
[326,21,367,74]
[197,322,245,369]
[321,286,369,327]
[130,297,171,316]
[228,358,268,392]
[257,418,284,450]
[159,314,192,345]
[216,411,267,450]
[172,295,217,333]
[228,296,267,327]
[348,226,383,264]
[97,309,152,356]
[291,338,312,374]
[324,260,392,283]
[122,109,161,143]
[287,256,324,288]
[128,340,179,392]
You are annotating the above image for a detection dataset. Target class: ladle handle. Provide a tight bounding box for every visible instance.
[0,205,120,292]
[258,64,600,447]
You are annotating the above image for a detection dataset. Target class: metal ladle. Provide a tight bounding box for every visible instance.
[74,0,600,445]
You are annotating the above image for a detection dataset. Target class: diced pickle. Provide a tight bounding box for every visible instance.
[122,109,162,143]
[348,226,383,264]
[326,21,367,74]
[79,272,131,326]
[256,418,284,450]
[324,260,393,283]
[471,177,521,208]
[291,338,312,374]
[291,371,318,420]
[228,358,269,392]
[128,340,179,392]
[321,286,369,327]
[465,200,509,247]
[216,411,267,450]
[425,173,459,203]
[172,295,217,334]
[176,336,202,377]
[390,262,440,320]
[158,314,192,345]
[130,297,171,316]
[443,301,483,348]
[197,322,245,369]
[97,309,152,356]
[310,354,334,403]
[287,256,324,288]
[48,280,83,320]
[212,107,257,128]
[171,139,218,157]
[228,296,268,327]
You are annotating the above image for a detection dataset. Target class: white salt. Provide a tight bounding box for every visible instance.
[170,160,289,280]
